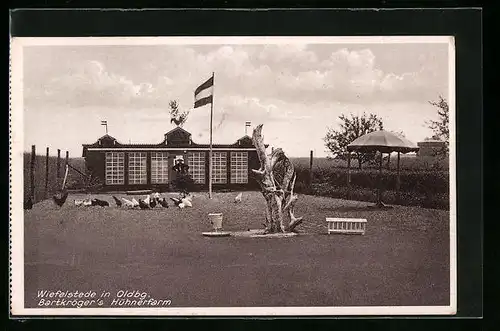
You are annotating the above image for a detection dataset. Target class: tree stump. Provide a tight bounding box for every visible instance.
[251,124,303,233]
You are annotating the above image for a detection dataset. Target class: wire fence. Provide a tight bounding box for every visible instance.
[24,146,87,204]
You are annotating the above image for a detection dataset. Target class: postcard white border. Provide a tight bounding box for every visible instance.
[9,36,457,316]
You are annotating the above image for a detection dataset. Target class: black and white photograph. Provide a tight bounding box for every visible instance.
[10,36,456,316]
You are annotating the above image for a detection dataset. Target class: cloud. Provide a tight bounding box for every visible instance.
[23,43,448,115]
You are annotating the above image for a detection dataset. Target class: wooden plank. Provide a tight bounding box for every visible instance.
[61,164,69,190]
[126,189,153,195]
[326,218,367,223]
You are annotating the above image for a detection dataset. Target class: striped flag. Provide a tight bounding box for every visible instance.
[194,76,214,108]
[245,121,251,127]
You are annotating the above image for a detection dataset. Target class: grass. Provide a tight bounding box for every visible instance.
[24,191,450,308]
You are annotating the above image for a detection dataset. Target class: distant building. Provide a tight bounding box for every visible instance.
[82,127,262,191]
[417,140,447,157]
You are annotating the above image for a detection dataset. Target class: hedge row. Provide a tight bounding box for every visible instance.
[305,183,449,210]
[293,165,450,210]
[294,166,449,194]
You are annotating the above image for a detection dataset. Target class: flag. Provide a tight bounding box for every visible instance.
[194,76,214,108]
[245,121,251,127]
[101,121,107,126]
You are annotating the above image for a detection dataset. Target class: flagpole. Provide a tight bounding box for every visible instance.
[209,72,214,199]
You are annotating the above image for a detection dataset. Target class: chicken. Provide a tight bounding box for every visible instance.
[150,197,157,208]
[158,198,169,208]
[122,198,135,208]
[92,198,109,207]
[181,197,192,208]
[83,199,92,206]
[150,192,161,208]
[178,202,186,209]
[143,195,150,205]
[24,197,33,210]
[53,190,69,207]
[234,192,243,203]
[74,199,84,206]
[138,199,150,209]
[131,198,140,207]
[112,195,122,207]
[170,197,182,207]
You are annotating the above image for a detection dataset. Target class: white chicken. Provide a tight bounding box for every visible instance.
[74,199,84,206]
[143,195,151,205]
[83,199,92,206]
[131,198,140,207]
[234,192,243,203]
[181,198,192,208]
[122,198,135,208]
[178,203,186,209]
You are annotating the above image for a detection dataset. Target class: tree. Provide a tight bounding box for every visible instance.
[171,172,195,195]
[324,113,384,169]
[251,124,303,234]
[169,100,190,127]
[427,96,449,141]
[427,95,449,154]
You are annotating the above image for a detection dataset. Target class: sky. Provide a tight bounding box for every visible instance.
[22,39,451,157]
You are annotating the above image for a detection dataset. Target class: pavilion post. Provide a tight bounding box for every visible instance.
[396,152,401,203]
[347,151,351,200]
[377,151,383,206]
[45,147,49,199]
[309,150,313,192]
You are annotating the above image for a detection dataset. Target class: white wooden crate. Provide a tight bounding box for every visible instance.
[326,218,367,235]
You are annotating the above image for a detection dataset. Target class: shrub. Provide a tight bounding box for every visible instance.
[170,172,196,194]
[292,163,450,210]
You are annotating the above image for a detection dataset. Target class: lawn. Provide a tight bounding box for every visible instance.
[23,191,450,308]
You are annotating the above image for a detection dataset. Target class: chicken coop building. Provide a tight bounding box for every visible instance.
[82,127,261,192]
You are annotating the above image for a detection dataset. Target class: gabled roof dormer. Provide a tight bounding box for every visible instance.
[164,127,192,146]
[236,135,254,146]
[97,134,120,147]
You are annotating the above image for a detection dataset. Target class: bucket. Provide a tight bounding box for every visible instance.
[208,213,223,231]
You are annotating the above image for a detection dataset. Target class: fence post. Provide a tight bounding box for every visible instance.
[65,151,69,166]
[45,147,49,198]
[30,145,36,201]
[57,149,61,181]
[309,150,313,192]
